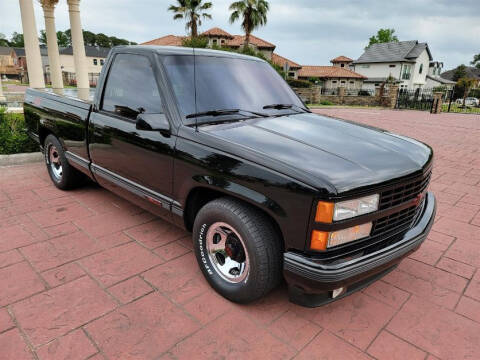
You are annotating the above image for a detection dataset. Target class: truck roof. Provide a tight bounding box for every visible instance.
[114,45,266,62]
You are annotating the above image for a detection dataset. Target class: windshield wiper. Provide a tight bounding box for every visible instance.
[186,108,269,119]
[262,103,311,113]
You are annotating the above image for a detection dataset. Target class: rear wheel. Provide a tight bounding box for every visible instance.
[44,134,84,190]
[193,198,282,303]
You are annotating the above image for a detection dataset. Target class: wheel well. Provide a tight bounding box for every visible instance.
[38,126,52,147]
[184,187,285,251]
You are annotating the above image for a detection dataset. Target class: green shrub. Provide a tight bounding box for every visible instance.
[286,78,312,88]
[319,100,334,105]
[0,107,38,154]
[182,36,209,48]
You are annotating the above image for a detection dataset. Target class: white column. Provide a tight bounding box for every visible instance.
[19,0,45,89]
[0,76,6,102]
[42,1,63,91]
[67,0,89,91]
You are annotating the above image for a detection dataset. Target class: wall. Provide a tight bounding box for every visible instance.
[354,62,402,81]
[317,94,380,106]
[411,49,430,88]
[59,54,105,74]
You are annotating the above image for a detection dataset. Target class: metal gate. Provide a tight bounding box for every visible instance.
[396,88,434,111]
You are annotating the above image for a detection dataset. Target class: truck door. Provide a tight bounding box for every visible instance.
[88,53,176,214]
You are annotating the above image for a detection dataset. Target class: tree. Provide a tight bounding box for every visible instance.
[229,0,269,48]
[0,33,9,47]
[82,30,96,46]
[95,33,111,47]
[452,64,467,82]
[39,30,48,45]
[365,28,398,49]
[168,0,213,38]
[57,31,69,47]
[109,36,130,46]
[457,77,476,107]
[471,54,480,69]
[10,32,24,47]
[64,29,72,46]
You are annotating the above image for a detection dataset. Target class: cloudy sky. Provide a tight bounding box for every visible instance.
[1,0,479,70]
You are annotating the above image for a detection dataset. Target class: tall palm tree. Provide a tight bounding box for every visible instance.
[229,0,269,48]
[168,0,213,38]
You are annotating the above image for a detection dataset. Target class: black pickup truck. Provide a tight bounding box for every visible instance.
[24,46,436,307]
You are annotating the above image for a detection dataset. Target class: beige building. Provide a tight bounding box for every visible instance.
[56,46,110,86]
[0,47,21,78]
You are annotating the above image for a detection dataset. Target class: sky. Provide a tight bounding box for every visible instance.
[1,0,479,70]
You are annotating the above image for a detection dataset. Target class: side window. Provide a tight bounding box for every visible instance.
[93,58,98,65]
[102,53,163,119]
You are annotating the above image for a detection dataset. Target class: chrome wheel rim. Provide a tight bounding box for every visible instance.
[206,222,250,283]
[48,144,62,181]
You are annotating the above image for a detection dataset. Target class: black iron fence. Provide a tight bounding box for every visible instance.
[396,88,435,111]
[444,87,480,114]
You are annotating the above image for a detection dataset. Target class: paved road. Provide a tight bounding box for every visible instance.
[1,108,479,359]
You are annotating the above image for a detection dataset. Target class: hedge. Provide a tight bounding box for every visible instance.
[0,108,38,154]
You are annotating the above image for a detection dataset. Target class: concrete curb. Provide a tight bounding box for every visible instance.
[0,152,43,166]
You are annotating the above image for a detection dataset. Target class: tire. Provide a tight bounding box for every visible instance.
[192,197,282,303]
[44,134,84,190]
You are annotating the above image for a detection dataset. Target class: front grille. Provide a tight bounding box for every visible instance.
[378,171,431,210]
[371,205,420,236]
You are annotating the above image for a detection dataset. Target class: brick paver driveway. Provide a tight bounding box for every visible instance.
[1,108,480,359]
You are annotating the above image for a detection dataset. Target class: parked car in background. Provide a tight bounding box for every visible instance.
[456,97,479,107]
[24,46,436,307]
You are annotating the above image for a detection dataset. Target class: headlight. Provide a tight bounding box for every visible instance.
[315,194,379,223]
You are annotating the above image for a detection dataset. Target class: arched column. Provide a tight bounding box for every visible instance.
[41,0,63,91]
[67,0,89,93]
[19,0,45,89]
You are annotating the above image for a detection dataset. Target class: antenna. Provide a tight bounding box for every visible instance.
[193,47,198,132]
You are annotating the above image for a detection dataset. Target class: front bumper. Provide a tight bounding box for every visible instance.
[284,191,436,306]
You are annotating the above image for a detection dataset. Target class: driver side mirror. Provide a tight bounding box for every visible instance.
[136,113,171,135]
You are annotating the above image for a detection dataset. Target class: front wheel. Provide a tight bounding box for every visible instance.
[192,198,282,303]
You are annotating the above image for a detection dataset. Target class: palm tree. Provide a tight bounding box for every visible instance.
[168,0,213,38]
[457,77,476,107]
[229,0,269,48]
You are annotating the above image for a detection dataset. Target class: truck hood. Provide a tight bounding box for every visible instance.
[202,112,432,194]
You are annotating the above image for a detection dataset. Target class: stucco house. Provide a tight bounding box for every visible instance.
[142,27,276,60]
[352,41,435,91]
[0,46,21,79]
[58,46,110,85]
[425,61,456,89]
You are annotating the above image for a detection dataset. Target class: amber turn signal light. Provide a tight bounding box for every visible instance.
[310,230,329,251]
[315,201,334,223]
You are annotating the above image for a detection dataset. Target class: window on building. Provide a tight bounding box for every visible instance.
[102,54,163,119]
[419,64,423,74]
[212,39,217,45]
[349,81,354,84]
[401,65,411,80]
[93,58,98,65]
[100,59,104,66]
[341,64,345,67]
[361,64,370,68]
[332,80,337,84]
[375,83,379,87]
[288,72,295,77]
[389,64,396,68]
[221,39,225,45]
[341,81,346,84]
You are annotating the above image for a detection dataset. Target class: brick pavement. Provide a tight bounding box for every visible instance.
[0,108,479,359]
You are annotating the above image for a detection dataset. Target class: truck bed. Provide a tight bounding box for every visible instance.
[24,88,93,170]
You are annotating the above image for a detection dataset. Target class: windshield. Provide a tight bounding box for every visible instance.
[162,55,305,125]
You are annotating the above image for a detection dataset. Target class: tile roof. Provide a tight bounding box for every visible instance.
[142,35,185,46]
[59,46,111,58]
[271,53,301,69]
[228,34,276,49]
[331,55,353,63]
[426,75,456,85]
[298,66,366,79]
[353,40,432,64]
[201,27,233,38]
